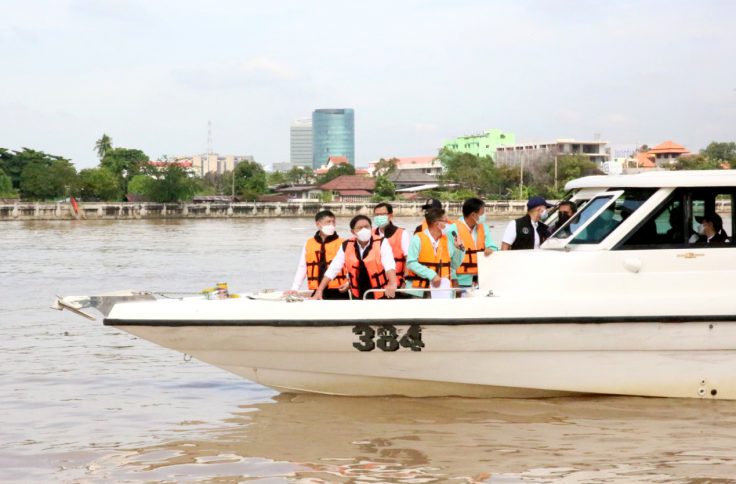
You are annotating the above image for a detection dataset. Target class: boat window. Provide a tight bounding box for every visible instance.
[567,188,656,244]
[618,188,735,250]
[551,194,614,240]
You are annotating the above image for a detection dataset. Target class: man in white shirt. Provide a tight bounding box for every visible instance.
[314,215,397,300]
[501,196,553,250]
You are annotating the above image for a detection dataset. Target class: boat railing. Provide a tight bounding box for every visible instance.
[362,287,467,300]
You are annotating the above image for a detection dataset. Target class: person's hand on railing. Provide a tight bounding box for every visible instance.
[431,275,441,288]
[311,289,323,300]
[384,282,396,299]
[338,282,350,293]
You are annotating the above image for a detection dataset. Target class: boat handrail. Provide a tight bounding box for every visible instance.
[362,287,466,300]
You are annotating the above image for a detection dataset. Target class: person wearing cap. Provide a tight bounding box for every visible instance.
[405,208,466,298]
[501,196,553,250]
[690,213,731,246]
[414,198,444,234]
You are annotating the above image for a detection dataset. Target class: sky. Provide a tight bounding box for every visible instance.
[1,0,735,169]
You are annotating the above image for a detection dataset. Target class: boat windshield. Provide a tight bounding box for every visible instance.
[552,188,656,244]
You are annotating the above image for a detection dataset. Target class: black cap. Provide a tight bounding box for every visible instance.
[527,196,553,210]
[421,198,443,210]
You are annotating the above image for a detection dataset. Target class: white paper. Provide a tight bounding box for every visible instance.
[431,278,453,299]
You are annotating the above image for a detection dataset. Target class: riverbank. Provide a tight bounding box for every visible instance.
[0,200,530,221]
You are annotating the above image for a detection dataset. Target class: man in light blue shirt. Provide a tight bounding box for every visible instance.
[447,198,498,289]
[405,208,465,298]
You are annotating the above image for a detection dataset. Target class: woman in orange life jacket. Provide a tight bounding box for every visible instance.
[286,209,349,300]
[372,202,410,292]
[312,215,398,300]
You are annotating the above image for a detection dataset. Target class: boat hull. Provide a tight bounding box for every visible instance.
[112,321,736,399]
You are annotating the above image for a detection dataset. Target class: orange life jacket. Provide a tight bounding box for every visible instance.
[343,238,388,299]
[456,220,486,275]
[375,225,406,287]
[305,234,347,290]
[405,232,451,288]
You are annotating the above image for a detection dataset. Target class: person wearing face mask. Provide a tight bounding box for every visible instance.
[550,201,577,234]
[414,198,455,234]
[373,202,410,290]
[447,197,497,290]
[314,215,398,300]
[501,196,553,250]
[690,213,731,246]
[287,210,348,299]
[405,208,466,298]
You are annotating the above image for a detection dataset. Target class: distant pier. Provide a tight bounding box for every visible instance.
[0,200,531,221]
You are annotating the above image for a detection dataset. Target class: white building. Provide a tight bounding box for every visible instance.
[366,156,442,177]
[177,154,255,176]
[290,118,313,168]
[495,139,611,167]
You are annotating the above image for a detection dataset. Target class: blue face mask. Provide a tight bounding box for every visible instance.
[373,215,389,228]
[477,214,487,224]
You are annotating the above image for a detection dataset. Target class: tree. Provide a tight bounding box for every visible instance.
[198,171,235,196]
[267,170,287,186]
[101,147,149,193]
[285,166,315,185]
[0,148,69,191]
[372,175,396,201]
[145,164,197,202]
[373,158,398,177]
[671,154,721,171]
[78,167,122,201]
[19,158,78,200]
[94,134,113,161]
[529,155,602,198]
[701,141,736,168]
[438,148,497,195]
[127,174,155,196]
[317,163,356,184]
[0,168,16,197]
[233,160,268,200]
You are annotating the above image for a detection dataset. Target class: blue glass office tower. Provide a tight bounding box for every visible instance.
[311,108,355,168]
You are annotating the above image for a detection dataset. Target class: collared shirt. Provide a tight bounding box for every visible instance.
[448,217,497,287]
[404,230,465,296]
[502,219,541,249]
[324,238,396,281]
[291,232,341,291]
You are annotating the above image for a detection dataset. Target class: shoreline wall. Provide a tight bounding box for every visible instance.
[0,201,533,221]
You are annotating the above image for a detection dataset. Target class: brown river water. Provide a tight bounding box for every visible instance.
[2,218,736,483]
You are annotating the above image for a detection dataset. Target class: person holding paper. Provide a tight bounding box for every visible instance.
[405,208,465,298]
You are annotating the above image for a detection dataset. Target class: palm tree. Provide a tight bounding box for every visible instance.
[95,134,113,161]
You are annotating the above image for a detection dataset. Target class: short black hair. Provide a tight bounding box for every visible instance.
[374,202,393,214]
[558,200,577,212]
[462,197,485,217]
[349,214,372,229]
[425,208,446,225]
[315,210,335,222]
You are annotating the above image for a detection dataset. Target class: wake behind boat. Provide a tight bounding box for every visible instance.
[54,171,736,399]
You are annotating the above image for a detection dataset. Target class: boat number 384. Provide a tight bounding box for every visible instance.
[352,324,424,352]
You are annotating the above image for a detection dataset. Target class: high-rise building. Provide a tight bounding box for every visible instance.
[289,118,313,167]
[312,108,355,168]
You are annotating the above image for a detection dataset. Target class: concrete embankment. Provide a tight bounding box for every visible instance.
[0,201,530,221]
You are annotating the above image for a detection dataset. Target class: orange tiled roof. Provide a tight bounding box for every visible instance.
[327,156,349,165]
[648,140,689,155]
[320,175,375,191]
[635,152,656,168]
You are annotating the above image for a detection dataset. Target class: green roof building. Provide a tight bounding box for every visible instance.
[443,128,516,159]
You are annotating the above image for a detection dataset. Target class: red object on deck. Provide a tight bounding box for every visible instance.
[70,196,79,214]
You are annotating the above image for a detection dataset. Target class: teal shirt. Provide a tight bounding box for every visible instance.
[404,230,466,297]
[447,217,497,287]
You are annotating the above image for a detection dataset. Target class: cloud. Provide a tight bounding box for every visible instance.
[171,58,299,90]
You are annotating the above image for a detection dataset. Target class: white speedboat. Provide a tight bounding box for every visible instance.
[54,171,736,399]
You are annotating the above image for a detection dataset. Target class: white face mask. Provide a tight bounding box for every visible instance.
[540,209,549,220]
[321,224,336,236]
[476,213,487,224]
[696,223,705,235]
[356,227,372,242]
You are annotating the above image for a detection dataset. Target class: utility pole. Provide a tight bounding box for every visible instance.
[519,158,524,199]
[554,155,558,192]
